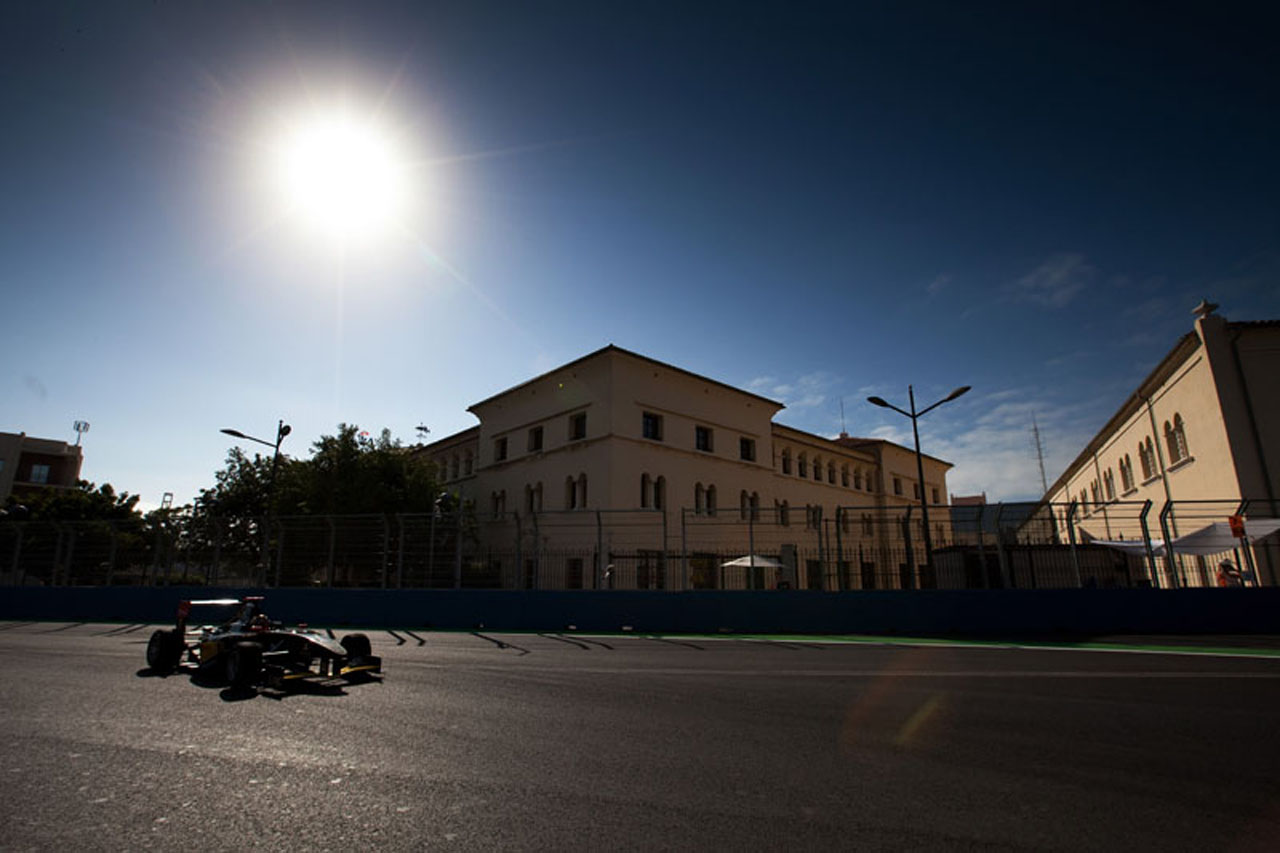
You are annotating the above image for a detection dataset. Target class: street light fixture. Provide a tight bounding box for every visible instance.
[867,385,971,580]
[220,420,292,585]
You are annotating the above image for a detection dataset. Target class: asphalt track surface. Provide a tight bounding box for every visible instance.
[2,624,1280,851]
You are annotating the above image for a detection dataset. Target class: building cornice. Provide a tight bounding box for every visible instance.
[466,344,787,413]
[1043,331,1200,500]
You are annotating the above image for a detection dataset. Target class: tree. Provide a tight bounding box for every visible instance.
[196,423,443,519]
[3,481,141,522]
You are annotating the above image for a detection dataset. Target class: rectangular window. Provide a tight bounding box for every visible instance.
[494,437,508,462]
[893,477,903,496]
[739,437,756,461]
[642,411,663,441]
[931,487,940,504]
[29,463,50,485]
[527,426,543,452]
[695,425,713,452]
[569,412,587,441]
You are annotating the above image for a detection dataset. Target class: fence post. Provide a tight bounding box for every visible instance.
[973,505,987,588]
[65,524,81,586]
[396,513,406,589]
[1158,501,1178,588]
[680,509,688,592]
[1137,500,1159,588]
[1064,501,1082,588]
[595,510,604,589]
[211,517,222,587]
[532,511,541,590]
[660,508,669,591]
[747,507,755,591]
[274,519,285,588]
[994,504,1011,588]
[514,512,522,591]
[381,516,390,589]
[454,503,463,589]
[11,524,25,586]
[901,506,915,590]
[835,507,845,591]
[259,515,270,588]
[106,521,118,586]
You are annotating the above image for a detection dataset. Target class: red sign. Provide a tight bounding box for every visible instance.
[1228,515,1246,538]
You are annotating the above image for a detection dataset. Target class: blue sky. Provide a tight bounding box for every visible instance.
[3,1,1278,509]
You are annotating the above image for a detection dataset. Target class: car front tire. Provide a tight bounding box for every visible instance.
[226,642,262,689]
[340,633,372,659]
[146,629,182,673]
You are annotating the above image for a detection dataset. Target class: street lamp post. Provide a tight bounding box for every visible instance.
[221,420,292,585]
[867,386,970,579]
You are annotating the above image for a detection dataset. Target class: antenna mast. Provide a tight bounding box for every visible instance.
[1031,415,1049,494]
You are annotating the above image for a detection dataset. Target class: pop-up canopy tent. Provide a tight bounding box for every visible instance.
[1085,518,1280,558]
[721,555,785,569]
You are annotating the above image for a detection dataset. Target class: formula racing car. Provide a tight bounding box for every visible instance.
[145,597,381,690]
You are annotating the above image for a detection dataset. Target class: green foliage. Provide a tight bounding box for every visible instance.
[197,423,443,518]
[4,480,141,522]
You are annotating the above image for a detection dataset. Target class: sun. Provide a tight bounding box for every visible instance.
[270,110,409,247]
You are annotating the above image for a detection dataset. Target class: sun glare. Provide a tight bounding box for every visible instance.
[271,110,409,247]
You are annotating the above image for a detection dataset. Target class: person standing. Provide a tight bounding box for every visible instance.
[1217,560,1244,587]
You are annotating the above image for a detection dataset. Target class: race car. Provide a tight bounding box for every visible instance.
[145,596,381,690]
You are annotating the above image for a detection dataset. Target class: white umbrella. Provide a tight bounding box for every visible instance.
[721,555,785,569]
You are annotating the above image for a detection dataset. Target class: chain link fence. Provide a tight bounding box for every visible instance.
[3,499,1275,590]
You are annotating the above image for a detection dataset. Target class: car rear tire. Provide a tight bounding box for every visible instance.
[341,633,372,659]
[226,642,262,689]
[146,629,182,673]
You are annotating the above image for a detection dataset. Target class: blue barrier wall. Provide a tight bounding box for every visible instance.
[1,587,1278,636]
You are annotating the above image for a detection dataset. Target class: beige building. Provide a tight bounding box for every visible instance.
[1042,302,1280,583]
[418,345,953,589]
[0,431,84,503]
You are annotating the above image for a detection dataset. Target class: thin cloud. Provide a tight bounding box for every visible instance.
[1009,253,1094,308]
[746,371,836,411]
[926,273,952,297]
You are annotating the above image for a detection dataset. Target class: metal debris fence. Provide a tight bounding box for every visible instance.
[2,499,1275,590]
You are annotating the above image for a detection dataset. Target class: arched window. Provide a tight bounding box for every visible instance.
[463,451,473,476]
[1104,469,1115,501]
[566,476,577,510]
[798,454,808,478]
[827,462,836,483]
[450,455,459,480]
[1165,414,1188,464]
[1120,455,1134,492]
[1090,481,1099,506]
[578,474,587,509]
[781,449,792,475]
[854,469,863,490]
[813,456,822,481]
[653,476,666,510]
[640,474,651,508]
[739,490,749,520]
[706,485,717,517]
[749,492,760,521]
[841,465,850,487]
[695,483,706,514]
[1139,438,1156,480]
